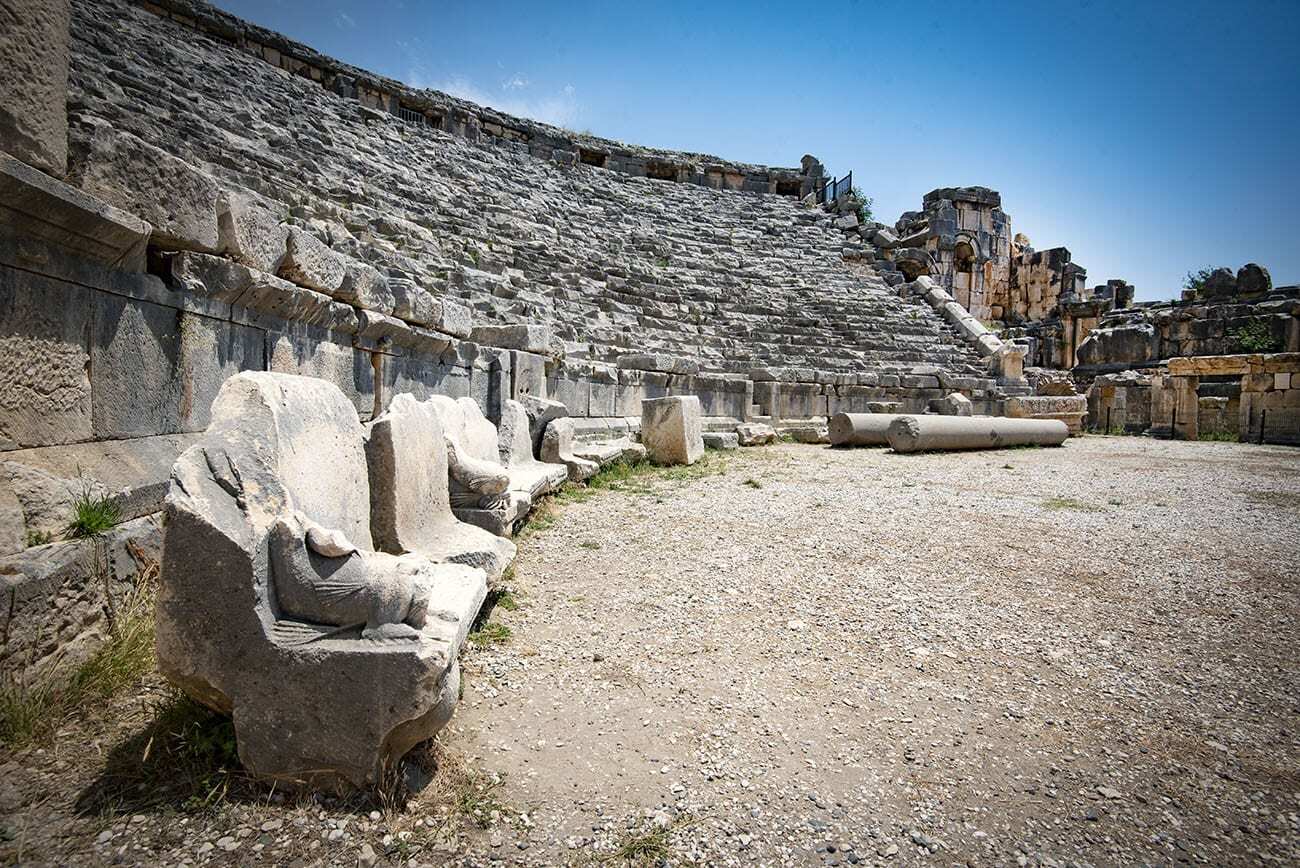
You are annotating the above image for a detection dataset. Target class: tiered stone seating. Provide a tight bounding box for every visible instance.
[67,0,987,385]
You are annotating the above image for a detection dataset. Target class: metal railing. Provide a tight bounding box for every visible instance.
[815,171,853,205]
[397,106,432,127]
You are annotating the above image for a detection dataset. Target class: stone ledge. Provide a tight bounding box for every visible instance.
[0,153,150,271]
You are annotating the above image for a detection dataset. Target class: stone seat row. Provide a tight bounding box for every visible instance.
[155,370,657,791]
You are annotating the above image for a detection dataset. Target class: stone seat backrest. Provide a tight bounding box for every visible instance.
[425,395,510,475]
[367,393,455,549]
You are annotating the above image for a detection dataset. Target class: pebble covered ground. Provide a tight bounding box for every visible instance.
[3,437,1299,866]
[450,438,1300,865]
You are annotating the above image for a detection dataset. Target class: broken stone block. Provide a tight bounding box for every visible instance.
[279,226,347,295]
[68,120,222,252]
[0,0,69,176]
[540,417,598,482]
[640,396,704,466]
[573,438,647,466]
[786,425,829,444]
[931,393,973,416]
[1003,395,1088,436]
[702,432,739,450]
[366,393,516,582]
[157,372,486,789]
[520,395,570,459]
[217,191,288,274]
[1236,263,1272,295]
[735,423,777,446]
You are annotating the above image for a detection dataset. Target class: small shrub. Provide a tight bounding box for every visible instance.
[1228,319,1282,353]
[579,540,601,550]
[1183,266,1225,293]
[24,530,54,547]
[65,483,120,539]
[849,185,874,224]
[1198,430,1239,442]
[743,478,763,489]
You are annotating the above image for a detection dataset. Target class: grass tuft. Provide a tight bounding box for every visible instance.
[1042,496,1102,512]
[743,478,763,489]
[468,623,512,648]
[64,482,120,539]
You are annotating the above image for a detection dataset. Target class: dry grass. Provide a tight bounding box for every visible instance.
[1,551,157,748]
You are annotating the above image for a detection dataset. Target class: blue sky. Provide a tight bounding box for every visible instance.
[220,0,1300,301]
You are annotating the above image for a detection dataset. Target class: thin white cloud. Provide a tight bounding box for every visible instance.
[436,75,581,128]
[334,10,356,29]
[502,74,531,91]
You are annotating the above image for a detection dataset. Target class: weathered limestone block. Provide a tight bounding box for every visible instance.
[0,268,92,450]
[157,372,485,789]
[702,432,739,450]
[887,415,1069,453]
[426,395,529,537]
[90,294,263,438]
[279,226,347,295]
[640,396,704,466]
[469,323,551,354]
[829,412,909,447]
[990,344,1026,383]
[267,325,374,420]
[1003,395,1088,435]
[217,191,288,274]
[520,395,570,459]
[0,0,69,176]
[497,399,568,499]
[1076,322,1159,367]
[930,393,973,416]
[616,353,701,375]
[786,425,829,444]
[735,422,777,446]
[67,120,222,252]
[338,261,395,315]
[1,461,106,541]
[510,351,547,401]
[0,480,22,555]
[540,417,598,482]
[365,393,515,582]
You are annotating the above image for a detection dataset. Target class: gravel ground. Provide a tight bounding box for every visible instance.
[450,438,1300,866]
[3,437,1298,866]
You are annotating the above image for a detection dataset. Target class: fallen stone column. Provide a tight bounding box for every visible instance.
[886,415,1068,453]
[828,413,907,447]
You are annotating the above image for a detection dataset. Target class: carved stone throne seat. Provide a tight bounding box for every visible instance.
[425,395,566,537]
[366,393,517,582]
[156,372,486,789]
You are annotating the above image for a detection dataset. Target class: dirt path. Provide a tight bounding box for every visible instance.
[448,439,1300,865]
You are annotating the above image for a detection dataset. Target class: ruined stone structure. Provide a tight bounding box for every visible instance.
[2,0,1295,787]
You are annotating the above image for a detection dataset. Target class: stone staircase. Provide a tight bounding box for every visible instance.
[68,0,990,391]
